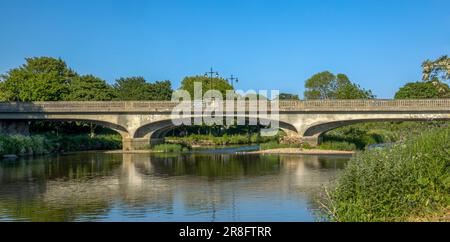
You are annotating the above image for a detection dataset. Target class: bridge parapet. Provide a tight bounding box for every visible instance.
[279,99,450,111]
[0,99,449,113]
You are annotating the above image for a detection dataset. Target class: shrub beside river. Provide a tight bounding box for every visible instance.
[322,121,447,150]
[166,133,279,146]
[0,134,122,157]
[321,125,450,221]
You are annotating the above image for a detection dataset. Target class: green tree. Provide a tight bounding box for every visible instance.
[0,57,77,101]
[277,93,300,100]
[0,78,14,101]
[334,82,375,99]
[148,80,173,100]
[179,75,234,99]
[64,75,116,101]
[113,77,150,100]
[304,71,336,99]
[113,77,173,100]
[304,71,374,100]
[422,55,450,83]
[395,81,450,99]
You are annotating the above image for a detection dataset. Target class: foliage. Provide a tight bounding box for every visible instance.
[276,93,300,100]
[113,77,172,101]
[0,57,77,101]
[321,121,447,150]
[151,143,189,153]
[0,134,122,156]
[0,135,52,156]
[148,80,173,100]
[422,55,450,83]
[179,75,234,99]
[64,75,116,101]
[166,133,278,146]
[51,134,122,151]
[321,125,450,221]
[317,141,357,151]
[322,126,385,150]
[304,71,374,100]
[395,81,450,99]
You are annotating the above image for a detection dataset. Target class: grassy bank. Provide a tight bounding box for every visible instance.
[321,125,450,221]
[0,134,122,157]
[322,121,447,150]
[151,143,190,153]
[166,133,279,146]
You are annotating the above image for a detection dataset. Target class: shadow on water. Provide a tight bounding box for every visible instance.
[0,152,349,222]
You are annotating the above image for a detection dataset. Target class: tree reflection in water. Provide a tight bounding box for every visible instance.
[0,152,349,221]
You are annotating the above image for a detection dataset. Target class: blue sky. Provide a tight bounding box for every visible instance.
[0,0,449,98]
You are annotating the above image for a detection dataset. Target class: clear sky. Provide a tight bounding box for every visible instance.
[0,0,449,98]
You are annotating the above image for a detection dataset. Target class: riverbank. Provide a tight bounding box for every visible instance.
[0,134,122,158]
[101,146,355,156]
[321,125,450,222]
[165,133,279,146]
[244,148,355,155]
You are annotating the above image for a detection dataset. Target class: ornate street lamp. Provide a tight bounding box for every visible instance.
[204,67,219,90]
[227,74,239,89]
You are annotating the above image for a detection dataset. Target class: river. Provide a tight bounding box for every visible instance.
[0,148,350,221]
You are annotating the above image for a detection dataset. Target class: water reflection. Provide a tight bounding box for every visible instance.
[0,152,349,221]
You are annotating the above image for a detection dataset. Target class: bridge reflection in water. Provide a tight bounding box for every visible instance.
[0,152,348,221]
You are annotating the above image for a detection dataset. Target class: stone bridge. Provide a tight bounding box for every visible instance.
[0,99,449,150]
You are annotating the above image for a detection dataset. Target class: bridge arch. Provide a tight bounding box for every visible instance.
[133,116,299,142]
[302,116,450,138]
[0,117,130,139]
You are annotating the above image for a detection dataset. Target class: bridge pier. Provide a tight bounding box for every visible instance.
[122,138,165,151]
[123,138,149,151]
[302,136,322,147]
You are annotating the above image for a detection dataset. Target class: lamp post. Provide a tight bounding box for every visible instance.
[227,74,239,89]
[204,67,219,91]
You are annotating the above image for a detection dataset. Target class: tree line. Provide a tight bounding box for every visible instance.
[0,57,173,102]
[299,55,449,100]
[0,55,448,103]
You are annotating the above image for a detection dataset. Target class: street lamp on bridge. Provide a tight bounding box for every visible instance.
[204,67,219,90]
[227,74,239,89]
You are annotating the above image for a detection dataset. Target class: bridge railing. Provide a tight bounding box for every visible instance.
[278,99,450,111]
[0,99,449,112]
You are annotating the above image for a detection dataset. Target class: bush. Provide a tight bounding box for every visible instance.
[50,134,122,151]
[317,141,357,151]
[166,133,279,146]
[152,143,189,153]
[0,134,122,156]
[322,121,448,150]
[321,125,450,221]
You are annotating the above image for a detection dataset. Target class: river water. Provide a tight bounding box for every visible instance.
[0,149,349,221]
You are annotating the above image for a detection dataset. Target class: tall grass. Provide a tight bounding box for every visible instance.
[51,134,122,151]
[317,141,357,151]
[166,133,279,146]
[322,121,447,150]
[0,134,122,156]
[0,135,52,156]
[321,125,450,221]
[152,143,189,153]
